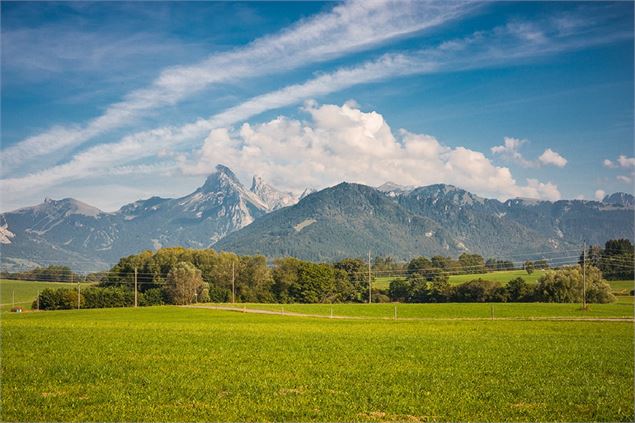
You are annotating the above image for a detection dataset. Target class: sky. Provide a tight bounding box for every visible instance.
[1,0,633,212]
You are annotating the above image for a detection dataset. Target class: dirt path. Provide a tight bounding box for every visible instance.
[183,305,634,322]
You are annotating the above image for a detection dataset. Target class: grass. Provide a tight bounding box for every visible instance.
[1,306,633,422]
[0,279,94,312]
[608,280,635,295]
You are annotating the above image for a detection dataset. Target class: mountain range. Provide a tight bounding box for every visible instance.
[1,164,633,271]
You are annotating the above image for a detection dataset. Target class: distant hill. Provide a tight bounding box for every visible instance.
[215,183,457,261]
[216,182,634,261]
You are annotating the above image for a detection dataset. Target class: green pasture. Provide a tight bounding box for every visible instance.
[2,306,633,422]
[0,279,94,312]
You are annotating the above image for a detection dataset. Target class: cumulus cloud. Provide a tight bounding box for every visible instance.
[538,148,567,167]
[594,190,606,201]
[603,155,635,185]
[491,138,567,168]
[617,155,635,168]
[603,159,615,168]
[177,102,561,201]
[490,137,534,167]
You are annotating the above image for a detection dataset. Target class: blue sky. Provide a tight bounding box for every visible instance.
[1,0,633,211]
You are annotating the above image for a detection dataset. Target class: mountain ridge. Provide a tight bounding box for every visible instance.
[1,165,633,270]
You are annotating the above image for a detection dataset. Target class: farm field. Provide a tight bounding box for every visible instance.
[1,306,633,422]
[0,279,94,312]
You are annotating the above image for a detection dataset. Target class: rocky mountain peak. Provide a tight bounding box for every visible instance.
[200,164,242,193]
[250,175,298,211]
[603,192,634,207]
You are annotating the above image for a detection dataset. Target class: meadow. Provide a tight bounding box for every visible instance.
[0,279,94,311]
[2,305,633,422]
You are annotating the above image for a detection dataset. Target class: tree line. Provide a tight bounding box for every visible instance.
[388,266,614,304]
[578,239,634,280]
[33,246,618,310]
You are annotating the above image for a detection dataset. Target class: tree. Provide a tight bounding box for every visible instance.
[535,265,614,304]
[388,279,409,302]
[458,253,486,274]
[164,262,203,305]
[507,277,532,302]
[334,258,368,302]
[534,259,549,270]
[599,239,634,280]
[453,279,505,302]
[523,260,535,275]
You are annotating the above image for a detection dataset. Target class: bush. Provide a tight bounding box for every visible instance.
[208,286,231,303]
[82,287,134,308]
[507,277,534,302]
[139,288,166,306]
[33,288,80,310]
[372,293,391,303]
[388,279,409,302]
[453,279,505,302]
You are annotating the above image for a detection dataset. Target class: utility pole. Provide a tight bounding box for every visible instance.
[368,250,372,304]
[134,267,138,308]
[582,241,587,310]
[74,273,80,310]
[36,290,40,311]
[231,261,235,304]
[12,290,15,308]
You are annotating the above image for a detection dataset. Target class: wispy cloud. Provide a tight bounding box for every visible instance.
[1,0,472,173]
[1,7,628,201]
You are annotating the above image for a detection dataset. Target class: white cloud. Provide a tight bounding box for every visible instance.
[538,148,567,167]
[595,189,606,201]
[491,139,567,168]
[603,155,635,169]
[490,137,534,167]
[1,0,472,173]
[617,155,635,168]
[177,102,561,201]
[604,155,635,185]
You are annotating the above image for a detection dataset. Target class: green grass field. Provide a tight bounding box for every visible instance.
[2,306,633,422]
[0,279,94,311]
